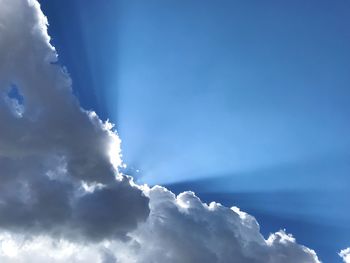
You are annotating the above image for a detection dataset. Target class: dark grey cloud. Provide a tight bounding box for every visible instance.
[0,0,149,241]
[0,0,323,262]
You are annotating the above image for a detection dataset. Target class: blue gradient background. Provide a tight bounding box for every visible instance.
[39,0,350,262]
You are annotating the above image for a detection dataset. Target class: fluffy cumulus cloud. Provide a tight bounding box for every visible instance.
[0,0,149,241]
[0,0,323,262]
[340,248,350,263]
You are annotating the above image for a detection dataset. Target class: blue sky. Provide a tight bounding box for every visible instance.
[39,0,350,261]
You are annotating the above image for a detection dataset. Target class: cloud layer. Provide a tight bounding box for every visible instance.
[0,0,324,262]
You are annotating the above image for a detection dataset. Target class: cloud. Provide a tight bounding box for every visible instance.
[0,187,321,263]
[0,0,323,262]
[0,0,149,241]
[340,248,350,263]
[119,186,320,263]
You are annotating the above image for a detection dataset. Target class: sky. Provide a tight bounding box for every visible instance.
[0,0,349,262]
[35,0,350,262]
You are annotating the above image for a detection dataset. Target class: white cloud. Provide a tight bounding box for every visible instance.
[340,248,350,263]
[0,0,324,262]
[119,186,320,263]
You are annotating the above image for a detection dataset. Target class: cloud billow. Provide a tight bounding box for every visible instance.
[0,0,324,262]
[0,0,149,241]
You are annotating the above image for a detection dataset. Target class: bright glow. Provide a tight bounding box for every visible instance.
[81,181,105,193]
[231,206,247,220]
[0,234,18,258]
[0,233,102,262]
[104,120,123,172]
